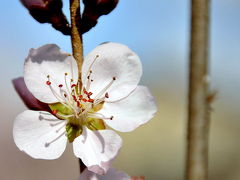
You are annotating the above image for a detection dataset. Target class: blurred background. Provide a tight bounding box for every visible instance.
[0,0,240,179]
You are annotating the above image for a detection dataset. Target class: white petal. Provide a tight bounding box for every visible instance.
[99,86,157,132]
[13,110,67,159]
[82,42,142,102]
[24,44,78,103]
[79,168,131,180]
[73,127,122,175]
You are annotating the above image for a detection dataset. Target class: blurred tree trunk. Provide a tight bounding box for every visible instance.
[186,0,210,179]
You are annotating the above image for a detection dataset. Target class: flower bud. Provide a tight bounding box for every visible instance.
[83,0,119,15]
[81,0,119,33]
[20,0,70,35]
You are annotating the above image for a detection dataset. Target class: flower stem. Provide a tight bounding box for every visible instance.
[69,0,86,173]
[70,0,83,77]
[186,0,210,180]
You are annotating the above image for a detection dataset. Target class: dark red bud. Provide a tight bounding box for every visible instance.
[83,0,119,15]
[81,0,119,33]
[12,77,51,112]
[20,0,71,35]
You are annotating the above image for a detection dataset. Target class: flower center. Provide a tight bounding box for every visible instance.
[45,55,115,142]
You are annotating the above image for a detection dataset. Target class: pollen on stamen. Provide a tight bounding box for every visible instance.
[110,116,114,120]
[113,77,116,80]
[46,81,51,85]
[45,143,50,147]
[52,110,58,115]
[65,73,68,76]
[72,95,77,101]
[84,89,88,95]
[88,92,93,96]
[105,92,109,98]
[88,99,94,103]
[71,84,76,88]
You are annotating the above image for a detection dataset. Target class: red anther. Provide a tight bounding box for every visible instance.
[52,110,58,115]
[58,84,63,88]
[79,95,83,99]
[71,84,76,88]
[77,101,80,107]
[72,95,77,101]
[82,98,87,102]
[64,94,67,97]
[88,99,94,103]
[88,92,93,96]
[84,90,88,94]
[105,92,109,98]
[46,81,51,85]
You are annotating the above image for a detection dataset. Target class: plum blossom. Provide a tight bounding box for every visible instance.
[13,42,157,175]
[79,167,131,180]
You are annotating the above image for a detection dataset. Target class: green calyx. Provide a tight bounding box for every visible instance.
[66,123,83,143]
[65,118,106,143]
[85,118,106,131]
[49,102,106,143]
[49,103,73,117]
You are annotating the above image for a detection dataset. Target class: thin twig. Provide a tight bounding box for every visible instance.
[186,0,210,180]
[70,0,83,75]
[79,158,86,173]
[69,0,86,173]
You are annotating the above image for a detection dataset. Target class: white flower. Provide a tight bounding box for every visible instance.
[13,42,157,175]
[79,167,131,180]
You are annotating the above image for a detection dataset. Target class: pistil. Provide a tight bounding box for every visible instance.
[44,55,117,143]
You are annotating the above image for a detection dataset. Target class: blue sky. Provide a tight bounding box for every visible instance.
[0,0,188,76]
[0,0,240,114]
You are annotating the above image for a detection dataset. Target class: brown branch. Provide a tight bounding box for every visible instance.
[69,0,86,173]
[185,0,210,180]
[70,0,83,75]
[78,158,86,173]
